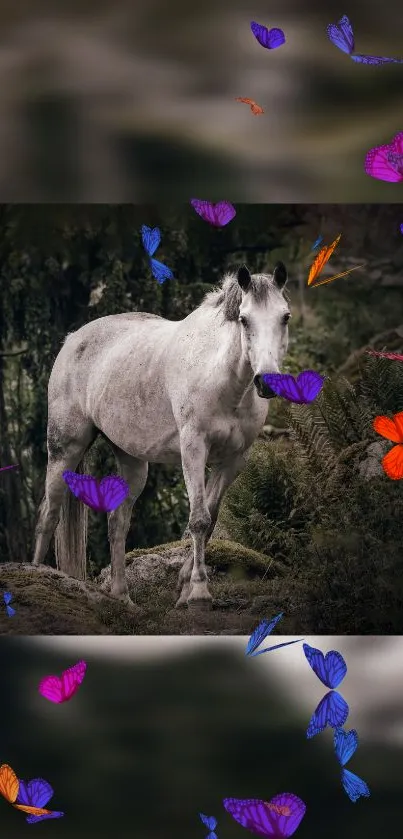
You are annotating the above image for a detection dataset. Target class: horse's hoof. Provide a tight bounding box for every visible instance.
[113,592,138,612]
[175,595,188,609]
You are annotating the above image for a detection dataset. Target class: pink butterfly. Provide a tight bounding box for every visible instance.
[366,349,403,362]
[365,131,403,182]
[38,660,87,703]
[190,199,236,227]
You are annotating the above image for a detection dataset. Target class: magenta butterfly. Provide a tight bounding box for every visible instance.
[0,465,18,473]
[327,14,403,64]
[250,21,285,50]
[262,371,324,404]
[366,348,403,362]
[365,132,403,182]
[62,470,130,512]
[223,793,306,837]
[39,660,87,703]
[190,200,236,227]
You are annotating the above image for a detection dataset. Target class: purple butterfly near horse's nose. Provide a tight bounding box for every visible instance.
[262,371,325,404]
[250,21,286,50]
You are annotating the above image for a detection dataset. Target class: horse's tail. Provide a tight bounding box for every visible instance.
[55,455,89,580]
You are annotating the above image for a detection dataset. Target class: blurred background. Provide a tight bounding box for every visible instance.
[1,202,403,633]
[0,634,401,838]
[0,1,402,199]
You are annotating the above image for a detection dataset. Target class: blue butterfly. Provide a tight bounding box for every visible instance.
[311,236,323,251]
[199,813,218,839]
[246,614,303,657]
[327,14,403,64]
[303,643,347,688]
[141,225,174,284]
[3,591,15,617]
[334,728,370,802]
[306,690,349,739]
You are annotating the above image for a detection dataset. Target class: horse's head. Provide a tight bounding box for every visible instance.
[237,263,290,399]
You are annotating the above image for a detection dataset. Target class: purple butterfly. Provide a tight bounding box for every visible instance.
[223,793,306,838]
[62,471,130,513]
[16,777,64,823]
[246,614,303,656]
[400,223,403,234]
[365,132,403,182]
[250,21,285,50]
[261,371,324,404]
[0,465,18,473]
[306,690,349,739]
[190,200,236,227]
[327,14,403,64]
[303,643,347,689]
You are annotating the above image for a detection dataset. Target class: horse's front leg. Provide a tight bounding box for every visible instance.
[177,430,212,610]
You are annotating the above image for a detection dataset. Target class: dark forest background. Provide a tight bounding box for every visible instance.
[1,203,403,631]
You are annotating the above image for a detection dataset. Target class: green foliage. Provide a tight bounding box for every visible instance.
[221,356,403,632]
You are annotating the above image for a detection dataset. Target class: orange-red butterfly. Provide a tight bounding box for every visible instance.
[372,411,403,480]
[235,97,264,115]
[307,234,364,287]
[0,764,62,820]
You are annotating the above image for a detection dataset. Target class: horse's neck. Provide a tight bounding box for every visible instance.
[197,309,255,404]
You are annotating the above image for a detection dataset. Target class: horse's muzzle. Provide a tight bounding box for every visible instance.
[253,374,276,399]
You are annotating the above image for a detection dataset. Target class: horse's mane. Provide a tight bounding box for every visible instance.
[200,271,281,322]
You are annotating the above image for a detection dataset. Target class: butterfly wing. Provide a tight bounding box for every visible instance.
[0,764,19,803]
[6,604,16,616]
[141,225,161,257]
[381,444,403,480]
[262,373,301,402]
[4,591,12,605]
[307,234,342,285]
[365,142,403,183]
[309,264,364,288]
[373,413,403,444]
[334,728,358,766]
[311,236,323,251]
[62,471,104,512]
[60,659,87,701]
[235,97,255,104]
[352,53,403,64]
[38,675,63,703]
[0,464,18,473]
[303,643,347,688]
[251,639,304,656]
[25,810,64,824]
[250,22,285,49]
[199,814,217,830]
[367,349,403,362]
[295,371,325,403]
[17,778,53,809]
[327,15,354,54]
[150,258,174,284]
[98,476,130,512]
[306,690,349,738]
[190,199,216,224]
[341,769,370,803]
[251,103,264,115]
[223,794,306,838]
[246,613,283,655]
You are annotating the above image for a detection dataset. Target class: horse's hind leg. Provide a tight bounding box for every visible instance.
[177,431,212,610]
[106,446,148,608]
[33,432,94,566]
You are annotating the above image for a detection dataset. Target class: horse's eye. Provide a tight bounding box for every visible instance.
[239,316,248,327]
[283,313,291,325]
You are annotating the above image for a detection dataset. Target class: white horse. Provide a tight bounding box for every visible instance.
[33,263,291,610]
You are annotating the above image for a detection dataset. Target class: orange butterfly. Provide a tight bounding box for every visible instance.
[235,97,264,115]
[0,764,54,818]
[307,234,364,287]
[372,411,403,480]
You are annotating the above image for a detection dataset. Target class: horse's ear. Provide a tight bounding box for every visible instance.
[273,261,287,289]
[237,264,251,291]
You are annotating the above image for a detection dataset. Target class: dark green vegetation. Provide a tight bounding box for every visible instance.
[0,203,402,632]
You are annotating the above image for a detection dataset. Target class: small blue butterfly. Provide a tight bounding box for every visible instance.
[246,614,303,657]
[306,690,349,738]
[3,591,15,617]
[311,236,323,251]
[334,728,370,802]
[199,813,218,839]
[141,225,174,284]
